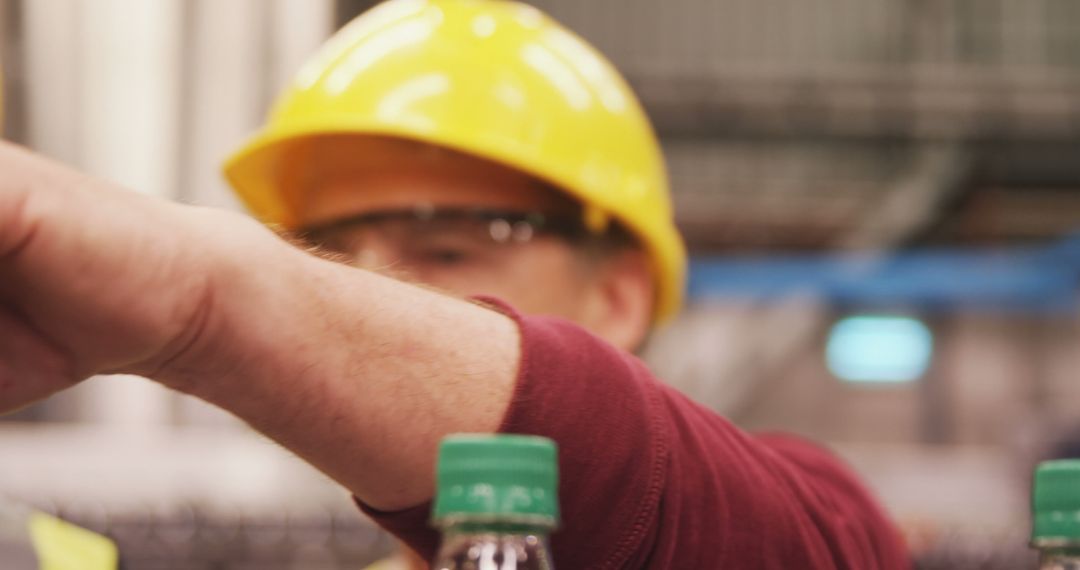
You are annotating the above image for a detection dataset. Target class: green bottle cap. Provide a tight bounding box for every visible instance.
[433,434,559,528]
[1032,460,1080,545]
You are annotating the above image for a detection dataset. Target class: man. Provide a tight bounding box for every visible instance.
[0,0,909,567]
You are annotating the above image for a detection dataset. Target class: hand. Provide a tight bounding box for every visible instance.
[0,141,228,411]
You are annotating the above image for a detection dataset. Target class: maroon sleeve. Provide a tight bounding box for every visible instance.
[362,305,911,569]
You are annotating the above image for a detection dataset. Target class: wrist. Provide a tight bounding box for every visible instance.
[139,210,301,397]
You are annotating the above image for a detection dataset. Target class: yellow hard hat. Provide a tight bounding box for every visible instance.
[224,0,686,321]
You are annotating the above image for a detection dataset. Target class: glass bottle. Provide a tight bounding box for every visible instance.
[431,434,559,570]
[1032,460,1080,569]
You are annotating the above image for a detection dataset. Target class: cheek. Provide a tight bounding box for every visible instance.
[497,250,595,319]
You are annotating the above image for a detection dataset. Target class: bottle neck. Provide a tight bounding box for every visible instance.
[1036,542,1080,569]
[436,517,555,537]
[1039,552,1080,569]
[433,529,556,570]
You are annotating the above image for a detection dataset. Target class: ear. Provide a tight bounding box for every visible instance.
[579,248,655,353]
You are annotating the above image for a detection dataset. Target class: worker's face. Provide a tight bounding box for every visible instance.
[293,142,653,351]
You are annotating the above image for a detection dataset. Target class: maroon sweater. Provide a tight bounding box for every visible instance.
[362,306,911,569]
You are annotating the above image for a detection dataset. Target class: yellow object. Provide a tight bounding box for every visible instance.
[28,513,118,570]
[224,0,686,321]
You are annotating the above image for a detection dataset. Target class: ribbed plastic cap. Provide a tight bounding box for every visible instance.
[1032,460,1080,543]
[433,434,559,527]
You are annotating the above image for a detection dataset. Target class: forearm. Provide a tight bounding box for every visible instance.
[0,140,519,510]
[159,229,521,510]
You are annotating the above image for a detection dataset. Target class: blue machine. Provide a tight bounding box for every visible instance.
[688,234,1080,313]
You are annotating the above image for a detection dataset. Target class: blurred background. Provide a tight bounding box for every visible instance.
[2,0,1080,568]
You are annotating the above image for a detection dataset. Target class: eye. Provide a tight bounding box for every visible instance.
[295,227,356,256]
[316,238,355,257]
[417,247,470,265]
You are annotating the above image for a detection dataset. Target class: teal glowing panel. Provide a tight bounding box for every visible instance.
[826,316,933,383]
